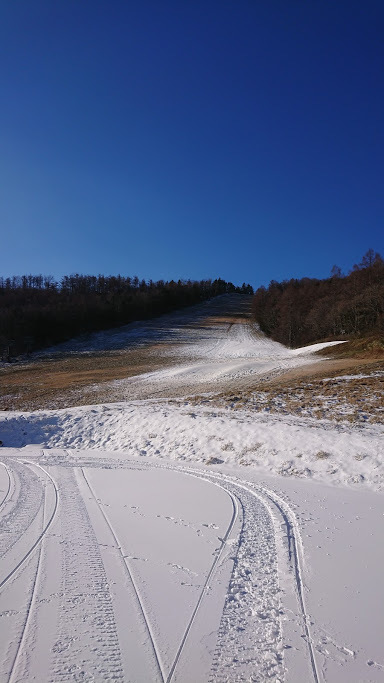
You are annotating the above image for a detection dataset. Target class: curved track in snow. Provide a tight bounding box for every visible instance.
[165,483,239,683]
[6,464,56,683]
[162,463,320,682]
[0,462,12,512]
[81,465,241,683]
[4,450,377,681]
[80,466,166,682]
[0,462,59,591]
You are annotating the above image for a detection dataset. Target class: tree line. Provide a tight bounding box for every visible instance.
[0,274,253,359]
[252,250,384,347]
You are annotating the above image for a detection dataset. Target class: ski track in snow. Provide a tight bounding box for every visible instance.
[0,461,44,564]
[0,454,324,682]
[80,466,165,683]
[51,466,125,682]
[0,462,12,512]
[0,450,383,681]
[165,481,238,683]
[0,462,58,591]
[170,465,320,683]
[6,463,58,683]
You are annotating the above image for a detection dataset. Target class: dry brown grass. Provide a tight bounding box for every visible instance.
[267,357,383,386]
[212,360,384,424]
[197,314,250,327]
[316,334,384,359]
[0,347,175,411]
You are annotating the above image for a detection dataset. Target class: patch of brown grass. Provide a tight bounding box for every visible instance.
[0,347,174,411]
[212,361,384,424]
[195,314,250,328]
[267,358,383,387]
[316,334,384,359]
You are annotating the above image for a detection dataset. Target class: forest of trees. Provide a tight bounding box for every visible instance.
[252,250,384,348]
[0,274,253,359]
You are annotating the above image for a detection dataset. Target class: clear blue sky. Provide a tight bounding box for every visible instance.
[1,1,383,287]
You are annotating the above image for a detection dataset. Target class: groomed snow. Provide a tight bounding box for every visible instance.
[1,451,383,682]
[120,325,346,389]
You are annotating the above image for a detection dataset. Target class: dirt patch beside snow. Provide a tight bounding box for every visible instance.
[209,361,384,424]
[0,346,178,410]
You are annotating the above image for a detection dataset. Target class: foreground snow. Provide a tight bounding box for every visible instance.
[1,397,383,680]
[1,398,383,491]
[0,449,383,682]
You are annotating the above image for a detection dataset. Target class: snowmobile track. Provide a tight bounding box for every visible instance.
[0,462,59,591]
[248,480,320,683]
[165,479,239,683]
[52,467,125,682]
[180,467,320,683]
[6,464,55,683]
[0,461,12,512]
[80,467,165,682]
[81,466,240,683]
[0,460,44,561]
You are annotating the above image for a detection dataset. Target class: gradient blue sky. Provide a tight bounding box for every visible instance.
[1,1,383,287]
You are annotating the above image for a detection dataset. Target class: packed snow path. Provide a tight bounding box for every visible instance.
[0,454,314,682]
[1,451,383,682]
[0,454,294,682]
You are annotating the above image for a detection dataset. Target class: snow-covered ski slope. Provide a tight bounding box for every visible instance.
[133,325,344,388]
[1,295,383,682]
[36,294,346,401]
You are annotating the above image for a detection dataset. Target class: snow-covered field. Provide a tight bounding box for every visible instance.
[0,297,383,682]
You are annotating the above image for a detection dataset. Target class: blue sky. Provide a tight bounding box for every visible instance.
[1,1,383,287]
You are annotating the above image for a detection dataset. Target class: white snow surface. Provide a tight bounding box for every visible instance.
[125,334,346,388]
[0,299,383,682]
[1,399,383,491]
[0,449,383,682]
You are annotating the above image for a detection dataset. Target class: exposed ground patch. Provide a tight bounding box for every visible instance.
[207,361,384,424]
[0,347,177,410]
